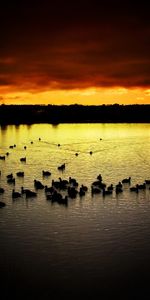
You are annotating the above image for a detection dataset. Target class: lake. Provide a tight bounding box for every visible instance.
[0,123,150,299]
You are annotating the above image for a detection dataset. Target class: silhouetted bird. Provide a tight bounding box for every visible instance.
[34,180,44,189]
[45,186,55,193]
[91,186,101,194]
[12,189,21,198]
[21,187,37,198]
[7,173,13,179]
[69,177,78,187]
[108,184,113,191]
[79,187,85,197]
[145,180,150,184]
[0,187,4,193]
[7,178,15,184]
[97,174,102,181]
[68,187,78,198]
[20,157,26,162]
[16,171,24,177]
[58,163,65,171]
[42,170,51,176]
[0,201,6,208]
[136,183,146,190]
[122,177,131,184]
[102,188,113,196]
[130,186,138,193]
[116,186,123,194]
[59,196,68,206]
[0,156,5,160]
[81,184,88,191]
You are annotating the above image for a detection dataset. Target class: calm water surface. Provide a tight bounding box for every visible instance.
[0,123,150,298]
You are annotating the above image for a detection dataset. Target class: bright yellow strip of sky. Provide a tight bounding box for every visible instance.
[0,87,150,105]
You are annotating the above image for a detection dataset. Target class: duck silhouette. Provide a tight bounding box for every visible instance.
[0,187,4,194]
[12,189,21,198]
[0,201,6,208]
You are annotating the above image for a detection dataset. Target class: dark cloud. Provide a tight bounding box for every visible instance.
[0,0,150,91]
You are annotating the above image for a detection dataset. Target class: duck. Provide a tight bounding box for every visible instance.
[52,179,61,189]
[12,189,21,198]
[16,171,24,177]
[34,180,44,189]
[81,184,88,192]
[116,182,123,188]
[91,186,101,194]
[136,183,146,190]
[58,178,68,190]
[58,163,65,171]
[21,187,37,197]
[58,195,68,206]
[107,184,113,191]
[45,186,55,193]
[42,170,51,176]
[25,190,37,198]
[20,157,26,162]
[79,187,85,197]
[115,186,123,194]
[122,177,131,184]
[0,201,6,208]
[130,186,138,193]
[0,187,4,194]
[68,187,78,198]
[7,173,13,179]
[51,191,63,203]
[102,188,113,196]
[0,156,5,160]
[69,177,78,187]
[145,180,150,184]
[7,178,15,184]
[97,174,102,181]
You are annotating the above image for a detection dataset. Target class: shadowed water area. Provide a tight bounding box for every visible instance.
[0,123,150,299]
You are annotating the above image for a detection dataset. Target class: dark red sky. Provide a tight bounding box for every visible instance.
[0,0,150,104]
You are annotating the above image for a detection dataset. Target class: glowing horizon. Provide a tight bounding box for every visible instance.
[0,87,150,105]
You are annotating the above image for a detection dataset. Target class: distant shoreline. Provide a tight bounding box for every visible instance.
[0,104,150,124]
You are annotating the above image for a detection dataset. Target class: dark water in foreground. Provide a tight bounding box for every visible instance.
[0,123,150,299]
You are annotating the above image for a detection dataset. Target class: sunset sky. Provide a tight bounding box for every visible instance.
[0,0,150,105]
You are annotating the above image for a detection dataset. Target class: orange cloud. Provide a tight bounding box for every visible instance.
[0,1,150,104]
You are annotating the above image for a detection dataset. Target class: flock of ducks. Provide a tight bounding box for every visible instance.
[0,169,150,208]
[0,139,150,208]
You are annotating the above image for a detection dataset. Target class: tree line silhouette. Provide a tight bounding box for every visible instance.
[0,104,150,124]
